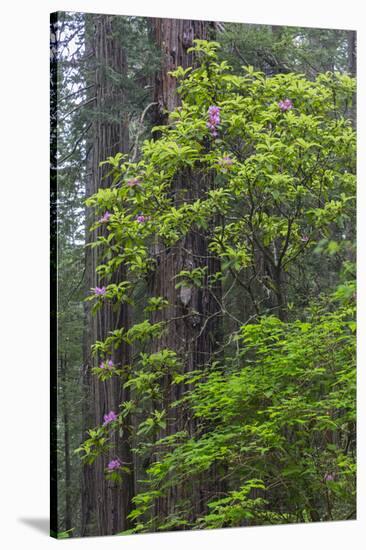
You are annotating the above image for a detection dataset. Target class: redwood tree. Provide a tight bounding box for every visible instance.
[82,14,133,536]
[149,19,223,521]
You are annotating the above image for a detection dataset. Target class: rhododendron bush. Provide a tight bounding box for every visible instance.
[77,41,356,531]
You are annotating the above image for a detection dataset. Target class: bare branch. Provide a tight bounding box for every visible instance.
[131,102,158,162]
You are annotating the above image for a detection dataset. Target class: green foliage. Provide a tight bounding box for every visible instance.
[50,528,74,539]
[137,410,167,436]
[125,320,165,344]
[124,350,181,403]
[218,24,354,78]
[75,426,111,465]
[88,40,355,315]
[128,301,355,530]
[198,480,267,529]
[144,296,169,312]
[174,266,208,289]
[81,39,356,534]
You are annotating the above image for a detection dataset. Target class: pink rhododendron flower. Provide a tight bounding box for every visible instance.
[127,177,141,187]
[278,98,293,111]
[136,214,150,223]
[324,473,335,482]
[99,211,111,223]
[103,410,118,426]
[218,155,234,173]
[301,235,309,243]
[207,105,221,137]
[219,155,233,167]
[93,286,106,296]
[99,358,114,369]
[107,458,121,471]
[208,106,221,117]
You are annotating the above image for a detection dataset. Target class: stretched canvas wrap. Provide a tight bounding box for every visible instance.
[50,11,357,539]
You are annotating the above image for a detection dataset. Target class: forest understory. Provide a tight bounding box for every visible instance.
[51,13,356,538]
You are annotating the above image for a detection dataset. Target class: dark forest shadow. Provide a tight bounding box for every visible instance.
[18,517,49,535]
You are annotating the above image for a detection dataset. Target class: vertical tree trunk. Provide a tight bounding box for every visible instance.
[347,30,356,127]
[50,12,60,536]
[81,13,133,536]
[60,353,72,532]
[149,18,223,523]
[151,18,209,122]
[347,31,357,76]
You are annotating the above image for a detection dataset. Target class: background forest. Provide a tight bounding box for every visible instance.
[50,12,356,538]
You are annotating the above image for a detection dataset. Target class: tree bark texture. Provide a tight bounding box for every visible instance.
[347,30,356,127]
[81,14,133,536]
[60,353,72,532]
[347,30,357,77]
[149,17,223,523]
[151,18,210,122]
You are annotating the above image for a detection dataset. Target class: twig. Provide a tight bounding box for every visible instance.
[131,102,158,162]
[58,123,92,164]
[60,97,96,122]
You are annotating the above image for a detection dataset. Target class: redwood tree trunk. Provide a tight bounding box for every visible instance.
[60,353,72,532]
[150,18,223,523]
[347,30,356,126]
[151,18,209,122]
[347,31,356,77]
[82,14,133,536]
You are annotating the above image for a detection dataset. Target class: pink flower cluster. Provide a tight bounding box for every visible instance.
[278,98,293,112]
[219,155,233,172]
[207,105,221,138]
[107,458,121,471]
[99,211,111,223]
[127,177,141,188]
[324,473,335,482]
[93,286,106,296]
[99,359,114,369]
[136,214,150,223]
[103,410,117,426]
